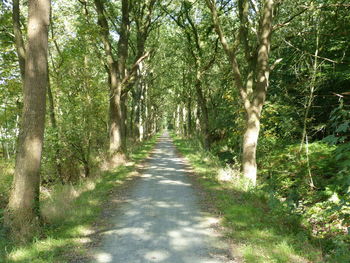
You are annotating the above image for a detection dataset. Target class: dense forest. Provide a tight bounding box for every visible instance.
[0,0,349,262]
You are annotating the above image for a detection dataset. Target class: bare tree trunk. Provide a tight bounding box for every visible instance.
[242,106,261,186]
[300,24,319,152]
[108,74,124,153]
[6,0,50,242]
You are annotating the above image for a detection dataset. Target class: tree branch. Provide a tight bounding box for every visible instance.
[283,39,338,63]
[121,50,151,91]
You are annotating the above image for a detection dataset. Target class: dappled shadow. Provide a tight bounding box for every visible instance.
[91,134,231,263]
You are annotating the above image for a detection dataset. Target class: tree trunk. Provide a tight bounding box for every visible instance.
[195,105,201,133]
[130,93,135,139]
[195,73,210,149]
[94,0,129,158]
[207,0,273,186]
[139,82,145,141]
[144,84,150,138]
[120,93,128,149]
[300,24,319,151]
[6,0,50,242]
[187,97,192,136]
[176,104,180,133]
[241,0,273,186]
[242,106,260,186]
[182,106,187,136]
[108,68,124,153]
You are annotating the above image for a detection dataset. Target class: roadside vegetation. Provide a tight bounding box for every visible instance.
[172,134,349,263]
[0,137,157,263]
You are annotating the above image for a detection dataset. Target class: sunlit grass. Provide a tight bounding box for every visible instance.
[0,135,158,263]
[171,134,324,263]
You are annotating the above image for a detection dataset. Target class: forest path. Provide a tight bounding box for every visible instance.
[92,132,233,263]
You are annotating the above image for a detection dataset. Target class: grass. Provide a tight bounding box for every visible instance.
[0,136,158,263]
[171,134,326,263]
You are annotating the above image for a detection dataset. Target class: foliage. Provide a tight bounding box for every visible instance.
[258,139,349,261]
[323,99,350,145]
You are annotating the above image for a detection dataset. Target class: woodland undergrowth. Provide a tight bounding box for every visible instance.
[172,133,349,263]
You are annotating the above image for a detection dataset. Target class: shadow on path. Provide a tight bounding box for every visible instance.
[92,132,232,263]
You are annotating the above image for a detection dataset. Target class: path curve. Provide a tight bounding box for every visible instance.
[93,132,233,263]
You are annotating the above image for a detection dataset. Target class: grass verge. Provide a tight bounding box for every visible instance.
[0,136,158,263]
[172,134,326,263]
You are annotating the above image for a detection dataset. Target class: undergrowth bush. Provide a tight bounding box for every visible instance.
[258,138,349,261]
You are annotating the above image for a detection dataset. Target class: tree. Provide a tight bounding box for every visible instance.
[94,0,129,160]
[6,0,51,242]
[94,0,152,164]
[206,0,275,186]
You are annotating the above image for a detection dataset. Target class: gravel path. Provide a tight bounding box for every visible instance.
[92,132,232,263]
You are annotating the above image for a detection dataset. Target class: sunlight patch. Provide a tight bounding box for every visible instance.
[158,179,191,186]
[95,252,113,263]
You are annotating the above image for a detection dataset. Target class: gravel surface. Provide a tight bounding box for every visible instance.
[92,132,233,263]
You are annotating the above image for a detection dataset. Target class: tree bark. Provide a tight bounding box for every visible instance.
[6,0,50,242]
[108,76,124,153]
[195,72,210,149]
[242,106,260,186]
